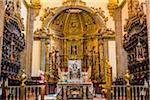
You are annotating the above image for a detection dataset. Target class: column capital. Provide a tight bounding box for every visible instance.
[23,0,41,9]
[23,0,41,18]
[107,0,118,18]
[34,28,49,40]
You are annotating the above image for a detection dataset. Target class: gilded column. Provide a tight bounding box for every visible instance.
[99,39,104,80]
[64,39,67,66]
[102,39,109,80]
[115,7,127,77]
[0,0,4,76]
[45,40,50,81]
[103,39,108,65]
[24,1,41,77]
[146,0,150,64]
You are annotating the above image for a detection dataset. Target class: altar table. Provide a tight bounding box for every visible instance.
[57,82,93,100]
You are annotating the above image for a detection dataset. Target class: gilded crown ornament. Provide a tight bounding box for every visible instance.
[124,70,131,86]
[20,70,27,86]
[63,0,86,6]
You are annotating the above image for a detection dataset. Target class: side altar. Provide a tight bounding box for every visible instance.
[56,60,93,100]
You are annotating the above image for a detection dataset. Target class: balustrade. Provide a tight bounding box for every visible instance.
[3,85,42,100]
[111,85,149,100]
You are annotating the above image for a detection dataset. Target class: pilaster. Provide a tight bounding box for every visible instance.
[115,7,127,77]
[0,0,5,77]
[24,1,41,77]
[146,0,150,65]
[40,38,46,72]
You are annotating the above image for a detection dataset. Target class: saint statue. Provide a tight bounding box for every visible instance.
[71,45,77,55]
[136,42,144,61]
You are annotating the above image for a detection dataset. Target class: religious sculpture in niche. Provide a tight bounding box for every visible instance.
[71,45,77,55]
[136,41,145,61]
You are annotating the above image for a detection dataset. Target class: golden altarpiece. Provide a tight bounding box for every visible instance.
[34,0,115,98]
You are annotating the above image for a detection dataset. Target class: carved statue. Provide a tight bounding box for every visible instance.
[124,70,131,86]
[136,42,144,61]
[71,45,77,55]
[20,70,27,86]
[40,7,54,21]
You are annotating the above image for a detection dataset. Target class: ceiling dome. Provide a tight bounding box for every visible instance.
[50,8,100,36]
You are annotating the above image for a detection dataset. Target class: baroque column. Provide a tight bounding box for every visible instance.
[0,0,5,77]
[24,1,41,77]
[146,0,150,64]
[114,7,127,77]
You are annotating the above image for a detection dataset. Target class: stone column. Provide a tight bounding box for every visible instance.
[146,0,150,64]
[115,7,127,77]
[0,0,5,77]
[103,39,108,80]
[25,7,35,77]
[24,2,40,77]
[40,38,46,72]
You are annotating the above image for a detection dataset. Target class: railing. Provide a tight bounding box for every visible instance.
[3,84,150,100]
[111,85,149,100]
[3,85,42,100]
